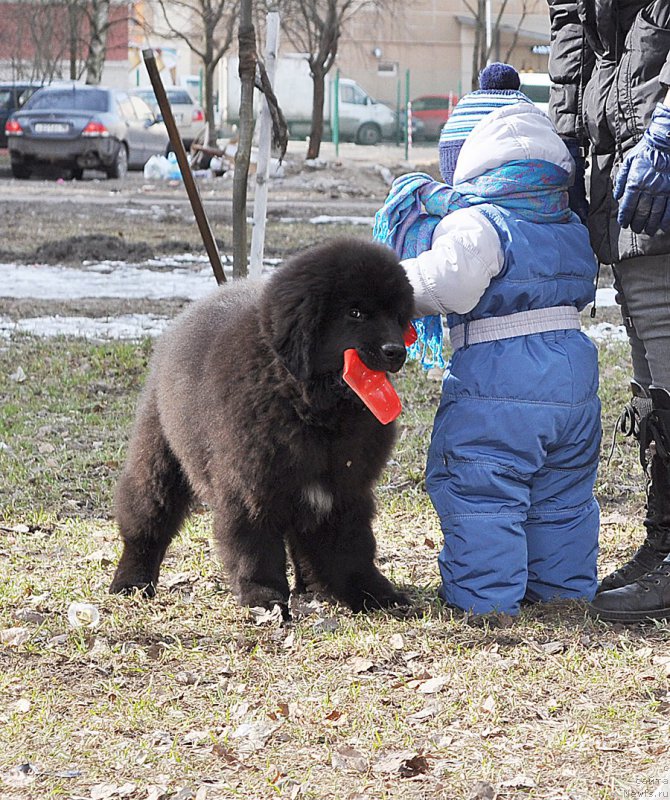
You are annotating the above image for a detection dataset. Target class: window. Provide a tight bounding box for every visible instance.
[117,93,136,120]
[166,90,193,105]
[27,88,109,112]
[0,90,11,110]
[341,84,367,105]
[520,84,551,104]
[130,96,154,121]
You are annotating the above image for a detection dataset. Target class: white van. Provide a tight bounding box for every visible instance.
[518,72,552,114]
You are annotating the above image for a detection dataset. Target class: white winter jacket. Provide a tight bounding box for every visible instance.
[402,104,574,317]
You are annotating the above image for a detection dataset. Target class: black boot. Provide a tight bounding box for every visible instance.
[597,383,670,593]
[590,389,670,622]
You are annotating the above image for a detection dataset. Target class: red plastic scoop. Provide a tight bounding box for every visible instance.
[342,349,402,425]
[404,322,418,346]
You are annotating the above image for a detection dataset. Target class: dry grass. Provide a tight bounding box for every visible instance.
[1,328,670,800]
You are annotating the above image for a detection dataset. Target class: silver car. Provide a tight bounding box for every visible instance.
[131,87,206,149]
[6,84,169,179]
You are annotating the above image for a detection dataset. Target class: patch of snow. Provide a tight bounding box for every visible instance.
[595,287,616,307]
[0,314,170,340]
[308,215,375,226]
[1,260,231,300]
[584,321,628,343]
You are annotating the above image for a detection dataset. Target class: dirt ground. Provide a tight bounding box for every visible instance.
[0,140,440,258]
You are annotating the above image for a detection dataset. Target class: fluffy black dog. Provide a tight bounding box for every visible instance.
[110,238,414,615]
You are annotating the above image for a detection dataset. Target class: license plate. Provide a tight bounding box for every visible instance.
[34,122,69,134]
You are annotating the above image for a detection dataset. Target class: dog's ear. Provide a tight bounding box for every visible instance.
[268,292,324,381]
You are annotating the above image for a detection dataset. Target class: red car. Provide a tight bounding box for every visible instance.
[410,94,458,140]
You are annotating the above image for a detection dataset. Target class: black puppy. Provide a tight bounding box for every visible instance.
[110,238,414,615]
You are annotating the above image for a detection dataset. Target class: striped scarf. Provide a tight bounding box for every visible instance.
[373,159,573,368]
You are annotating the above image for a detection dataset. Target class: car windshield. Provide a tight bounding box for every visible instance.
[135,89,193,105]
[520,84,550,104]
[26,88,108,112]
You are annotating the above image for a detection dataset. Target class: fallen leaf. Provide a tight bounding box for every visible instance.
[500,774,536,789]
[249,605,284,625]
[373,751,409,774]
[9,366,26,383]
[145,784,169,800]
[1,763,37,787]
[313,617,339,634]
[331,746,367,773]
[541,640,565,655]
[389,633,404,650]
[13,608,46,625]
[91,782,120,800]
[231,720,280,753]
[480,694,496,715]
[13,699,30,714]
[600,512,629,526]
[407,704,439,723]
[348,656,374,674]
[469,780,496,800]
[417,676,448,695]
[399,754,431,778]
[1,627,31,647]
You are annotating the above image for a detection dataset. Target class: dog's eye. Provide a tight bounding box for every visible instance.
[348,308,365,320]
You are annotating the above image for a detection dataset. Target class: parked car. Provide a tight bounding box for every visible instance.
[410,94,457,140]
[396,110,426,143]
[131,87,205,149]
[5,83,169,179]
[519,73,552,114]
[0,82,42,147]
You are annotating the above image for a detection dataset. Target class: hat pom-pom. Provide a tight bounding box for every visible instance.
[479,62,520,91]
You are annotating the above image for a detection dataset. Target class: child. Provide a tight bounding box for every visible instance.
[374,63,601,616]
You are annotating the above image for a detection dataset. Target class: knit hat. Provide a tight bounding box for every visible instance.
[439,63,532,183]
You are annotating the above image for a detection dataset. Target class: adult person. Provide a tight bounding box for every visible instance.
[547,0,670,622]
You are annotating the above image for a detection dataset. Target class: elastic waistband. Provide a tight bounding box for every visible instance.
[449,306,581,350]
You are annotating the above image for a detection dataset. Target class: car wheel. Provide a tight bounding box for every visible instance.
[10,161,31,179]
[71,167,84,180]
[107,144,128,179]
[356,123,382,146]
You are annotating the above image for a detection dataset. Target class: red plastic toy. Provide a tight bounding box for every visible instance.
[342,349,402,425]
[341,324,417,424]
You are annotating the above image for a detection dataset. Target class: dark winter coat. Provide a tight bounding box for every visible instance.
[547,0,670,263]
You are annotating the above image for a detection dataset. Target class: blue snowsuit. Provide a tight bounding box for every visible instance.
[428,203,600,615]
[377,102,601,615]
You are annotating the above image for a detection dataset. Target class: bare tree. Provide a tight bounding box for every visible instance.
[277,0,374,159]
[85,0,111,83]
[463,0,537,89]
[232,0,256,277]
[5,1,82,83]
[154,0,238,144]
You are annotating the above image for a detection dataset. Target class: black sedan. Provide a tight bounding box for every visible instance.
[5,84,170,179]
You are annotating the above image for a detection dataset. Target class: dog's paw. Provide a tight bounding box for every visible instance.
[109,577,156,598]
[238,583,290,616]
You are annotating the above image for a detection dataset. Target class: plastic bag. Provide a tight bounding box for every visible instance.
[143,154,169,180]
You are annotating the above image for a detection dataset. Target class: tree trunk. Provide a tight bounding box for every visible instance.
[68,2,79,80]
[471,0,483,90]
[85,0,110,85]
[306,66,325,160]
[204,61,216,146]
[232,0,256,278]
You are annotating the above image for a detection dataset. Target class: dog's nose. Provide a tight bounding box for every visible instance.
[381,343,407,368]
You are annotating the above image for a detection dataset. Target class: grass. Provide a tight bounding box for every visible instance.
[1,330,670,800]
